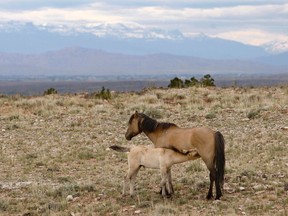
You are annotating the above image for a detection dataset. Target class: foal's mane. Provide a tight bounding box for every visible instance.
[138,113,177,133]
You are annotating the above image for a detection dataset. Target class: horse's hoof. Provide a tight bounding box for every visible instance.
[162,194,172,199]
[206,194,213,200]
[215,196,221,200]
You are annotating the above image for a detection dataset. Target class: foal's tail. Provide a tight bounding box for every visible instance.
[215,131,225,186]
[109,145,130,152]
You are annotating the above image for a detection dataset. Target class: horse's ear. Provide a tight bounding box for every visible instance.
[134,111,139,117]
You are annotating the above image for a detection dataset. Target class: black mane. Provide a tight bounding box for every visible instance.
[139,113,177,133]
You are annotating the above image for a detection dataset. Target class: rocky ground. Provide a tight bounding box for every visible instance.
[0,86,287,215]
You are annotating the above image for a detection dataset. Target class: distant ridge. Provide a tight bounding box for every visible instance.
[0,47,287,78]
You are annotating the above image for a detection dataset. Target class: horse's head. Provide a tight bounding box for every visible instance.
[125,111,143,140]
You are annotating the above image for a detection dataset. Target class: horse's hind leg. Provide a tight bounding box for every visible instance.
[207,169,215,199]
[124,165,140,196]
[215,170,223,200]
[206,165,223,200]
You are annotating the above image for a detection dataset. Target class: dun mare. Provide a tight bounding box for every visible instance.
[110,145,198,197]
[125,111,225,200]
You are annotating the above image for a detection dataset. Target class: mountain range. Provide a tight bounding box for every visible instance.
[0,22,287,79]
[0,47,287,78]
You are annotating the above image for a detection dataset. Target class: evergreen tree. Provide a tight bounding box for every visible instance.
[184,79,192,87]
[168,77,184,88]
[200,74,215,87]
[190,77,200,87]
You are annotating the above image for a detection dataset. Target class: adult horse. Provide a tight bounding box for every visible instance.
[125,111,225,200]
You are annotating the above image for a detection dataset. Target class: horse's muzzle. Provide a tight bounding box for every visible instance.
[125,135,132,140]
[125,133,132,140]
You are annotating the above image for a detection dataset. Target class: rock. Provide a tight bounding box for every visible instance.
[66,195,73,202]
[280,126,288,131]
[239,187,245,191]
[241,118,250,122]
[253,185,264,191]
[134,210,141,214]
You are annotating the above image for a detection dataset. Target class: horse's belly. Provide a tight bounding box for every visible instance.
[141,154,160,169]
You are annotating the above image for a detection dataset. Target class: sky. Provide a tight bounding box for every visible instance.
[0,0,287,46]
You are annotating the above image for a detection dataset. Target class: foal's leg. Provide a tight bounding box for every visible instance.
[160,167,170,197]
[124,165,140,196]
[129,167,141,196]
[161,168,173,196]
[167,168,174,194]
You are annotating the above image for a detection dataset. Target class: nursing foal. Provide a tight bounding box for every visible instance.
[110,145,198,197]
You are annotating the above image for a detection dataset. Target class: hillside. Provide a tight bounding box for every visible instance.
[0,47,287,78]
[0,86,287,215]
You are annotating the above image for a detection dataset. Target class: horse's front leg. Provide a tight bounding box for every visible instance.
[160,167,172,197]
[167,168,174,194]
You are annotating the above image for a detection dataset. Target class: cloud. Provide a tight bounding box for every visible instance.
[0,0,95,10]
[0,1,287,46]
[0,3,125,24]
[214,29,288,46]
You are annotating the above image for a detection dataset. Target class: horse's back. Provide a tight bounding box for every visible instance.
[164,126,214,148]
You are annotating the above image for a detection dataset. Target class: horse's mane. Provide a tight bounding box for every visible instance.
[139,113,177,133]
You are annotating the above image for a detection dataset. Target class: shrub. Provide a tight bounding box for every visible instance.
[87,86,112,100]
[247,109,261,119]
[168,75,215,88]
[44,88,58,95]
[205,113,216,119]
[168,77,184,88]
[185,77,200,87]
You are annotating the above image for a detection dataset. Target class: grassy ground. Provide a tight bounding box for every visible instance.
[0,86,287,215]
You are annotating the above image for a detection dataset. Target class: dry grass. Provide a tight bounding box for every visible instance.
[0,86,288,215]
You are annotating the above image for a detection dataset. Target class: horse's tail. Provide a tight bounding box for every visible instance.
[215,131,225,186]
[109,145,130,152]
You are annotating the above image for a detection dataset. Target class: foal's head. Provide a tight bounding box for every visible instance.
[125,111,143,140]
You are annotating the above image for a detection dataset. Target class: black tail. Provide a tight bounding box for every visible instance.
[215,131,225,186]
[109,145,130,152]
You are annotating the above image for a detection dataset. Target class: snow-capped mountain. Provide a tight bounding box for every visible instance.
[0,21,184,39]
[0,21,271,59]
[262,40,288,54]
